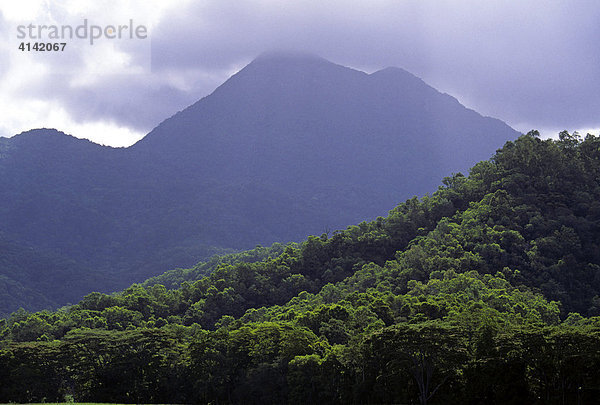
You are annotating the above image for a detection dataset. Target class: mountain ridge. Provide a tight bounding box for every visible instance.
[0,53,519,315]
[2,132,600,404]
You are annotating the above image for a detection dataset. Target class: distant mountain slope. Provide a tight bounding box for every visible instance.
[0,53,519,314]
[2,133,600,405]
[135,53,517,222]
[0,234,106,317]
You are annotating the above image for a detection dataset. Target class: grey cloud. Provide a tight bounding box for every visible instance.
[147,0,600,133]
[29,74,198,131]
[6,0,600,138]
[0,11,12,77]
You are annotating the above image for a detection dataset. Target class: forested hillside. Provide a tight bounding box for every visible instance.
[0,235,107,317]
[2,131,600,404]
[0,53,517,315]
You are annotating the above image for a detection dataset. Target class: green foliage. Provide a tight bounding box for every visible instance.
[2,132,600,403]
[142,243,289,289]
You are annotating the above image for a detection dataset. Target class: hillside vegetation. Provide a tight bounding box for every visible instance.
[2,131,600,404]
[0,53,517,315]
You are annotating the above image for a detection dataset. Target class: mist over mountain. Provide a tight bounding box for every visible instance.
[0,53,518,314]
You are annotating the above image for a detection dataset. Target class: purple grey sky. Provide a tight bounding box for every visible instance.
[1,0,599,146]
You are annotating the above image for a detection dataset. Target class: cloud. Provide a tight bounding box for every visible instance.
[0,0,598,145]
[146,0,600,133]
[0,0,191,143]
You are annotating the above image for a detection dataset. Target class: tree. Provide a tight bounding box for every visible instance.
[364,322,468,405]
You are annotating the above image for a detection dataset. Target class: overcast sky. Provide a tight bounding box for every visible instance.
[1,0,598,146]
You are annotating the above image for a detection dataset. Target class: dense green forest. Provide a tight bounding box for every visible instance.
[2,131,600,404]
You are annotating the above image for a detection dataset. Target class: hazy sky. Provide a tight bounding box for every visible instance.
[1,0,598,146]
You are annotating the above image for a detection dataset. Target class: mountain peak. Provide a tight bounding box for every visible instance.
[4,128,116,156]
[136,53,517,195]
[253,50,327,64]
[10,128,74,147]
[15,128,67,138]
[237,51,357,80]
[370,66,419,79]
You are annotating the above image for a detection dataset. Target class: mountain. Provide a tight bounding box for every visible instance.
[135,52,517,223]
[0,234,104,314]
[0,53,519,315]
[2,132,600,404]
